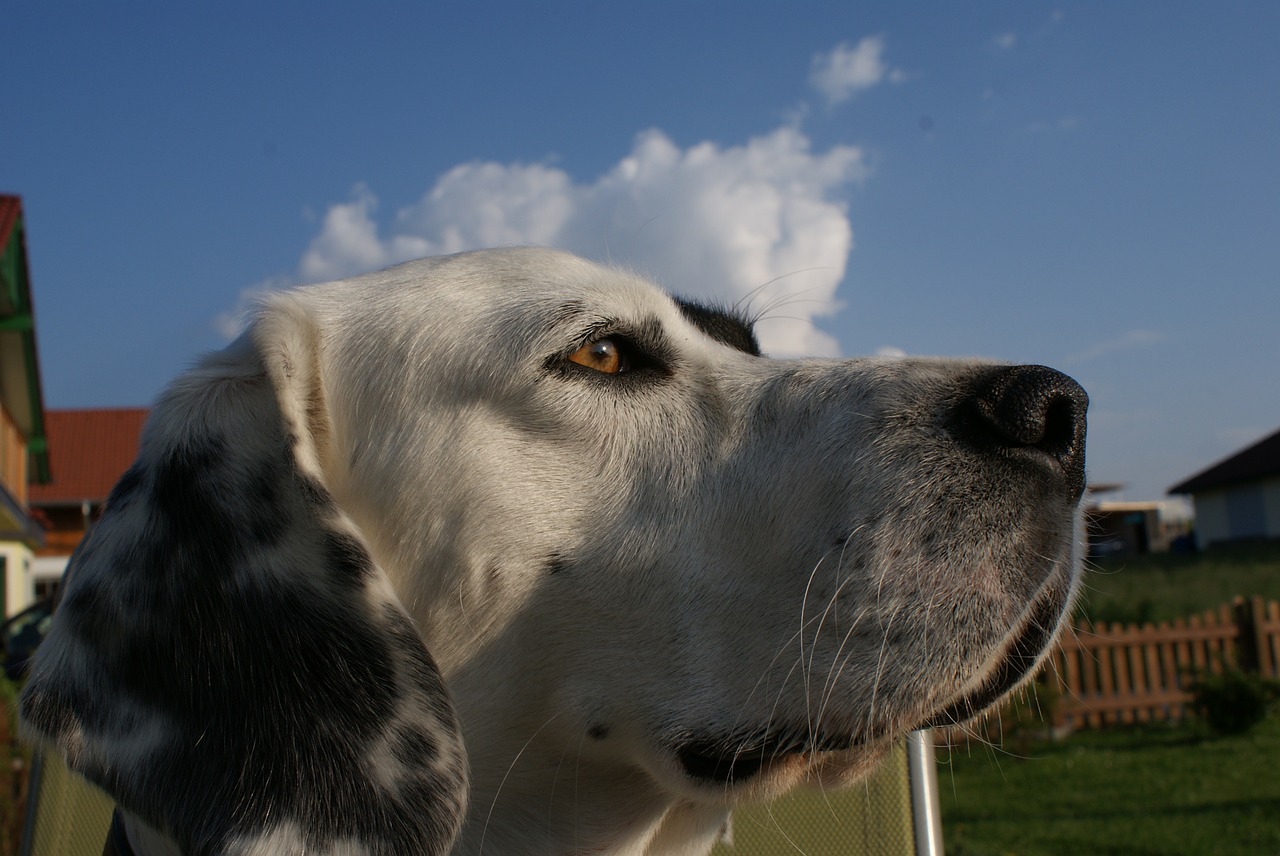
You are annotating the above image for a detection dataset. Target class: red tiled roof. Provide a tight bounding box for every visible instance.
[28,408,149,505]
[1168,427,1280,495]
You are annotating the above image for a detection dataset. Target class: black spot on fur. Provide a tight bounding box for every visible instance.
[394,725,439,766]
[323,531,375,584]
[297,474,335,511]
[148,434,246,562]
[383,607,456,723]
[675,299,761,356]
[59,581,119,654]
[104,464,145,511]
[25,411,465,856]
[544,554,571,575]
[588,724,610,740]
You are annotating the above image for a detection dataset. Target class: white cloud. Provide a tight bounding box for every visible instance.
[809,37,901,106]
[994,32,1018,50]
[262,126,864,358]
[214,274,294,339]
[1064,329,1167,365]
[298,184,387,282]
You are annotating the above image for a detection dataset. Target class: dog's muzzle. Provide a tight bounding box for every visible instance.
[672,364,1089,787]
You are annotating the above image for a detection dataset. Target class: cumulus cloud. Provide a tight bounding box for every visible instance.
[809,37,903,106]
[253,126,864,357]
[213,274,294,340]
[219,35,909,356]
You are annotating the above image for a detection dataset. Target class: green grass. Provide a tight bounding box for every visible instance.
[1078,542,1280,625]
[938,716,1280,856]
[939,542,1280,855]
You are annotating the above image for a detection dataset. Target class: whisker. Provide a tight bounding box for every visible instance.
[477,712,563,855]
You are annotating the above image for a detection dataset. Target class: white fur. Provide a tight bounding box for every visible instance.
[23,247,1086,856]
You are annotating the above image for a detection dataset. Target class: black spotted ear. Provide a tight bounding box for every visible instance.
[19,292,468,856]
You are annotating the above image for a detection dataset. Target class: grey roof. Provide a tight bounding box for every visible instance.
[1168,427,1280,495]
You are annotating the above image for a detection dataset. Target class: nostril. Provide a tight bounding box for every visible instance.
[1040,396,1081,457]
[962,365,1089,498]
[984,366,1087,451]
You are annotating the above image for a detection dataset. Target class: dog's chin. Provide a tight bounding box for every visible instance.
[925,564,1077,730]
[674,729,857,787]
[662,736,897,804]
[662,575,1075,803]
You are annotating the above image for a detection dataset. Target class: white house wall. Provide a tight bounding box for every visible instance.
[1193,491,1230,548]
[1266,478,1280,537]
[1192,476,1280,547]
[0,542,35,617]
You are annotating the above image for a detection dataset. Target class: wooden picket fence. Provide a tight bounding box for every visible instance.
[1048,595,1280,731]
[0,700,28,856]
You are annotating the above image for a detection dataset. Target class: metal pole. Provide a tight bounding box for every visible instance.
[18,752,45,856]
[906,729,945,856]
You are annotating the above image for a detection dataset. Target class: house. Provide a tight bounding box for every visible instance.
[28,408,148,599]
[1084,483,1191,556]
[1168,427,1280,548]
[0,195,52,616]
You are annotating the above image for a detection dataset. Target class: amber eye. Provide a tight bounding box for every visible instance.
[568,337,628,374]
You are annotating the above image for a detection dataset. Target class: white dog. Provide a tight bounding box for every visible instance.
[21,248,1087,856]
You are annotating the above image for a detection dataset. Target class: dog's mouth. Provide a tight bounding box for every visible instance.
[675,581,1072,786]
[675,727,858,785]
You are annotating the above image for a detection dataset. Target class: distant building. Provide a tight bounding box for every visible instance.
[0,195,51,616]
[1168,428,1280,548]
[1084,483,1190,557]
[28,408,148,599]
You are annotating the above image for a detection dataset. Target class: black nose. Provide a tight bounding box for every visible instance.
[963,365,1089,499]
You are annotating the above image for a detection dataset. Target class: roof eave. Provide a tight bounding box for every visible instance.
[0,483,46,548]
[0,199,51,484]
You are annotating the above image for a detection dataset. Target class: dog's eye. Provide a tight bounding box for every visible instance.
[568,338,630,374]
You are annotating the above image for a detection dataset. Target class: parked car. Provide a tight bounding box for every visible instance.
[2,598,54,680]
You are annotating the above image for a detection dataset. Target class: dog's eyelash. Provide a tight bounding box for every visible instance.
[566,335,654,375]
[553,328,671,380]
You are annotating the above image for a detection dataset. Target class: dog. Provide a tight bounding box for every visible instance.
[21,247,1087,856]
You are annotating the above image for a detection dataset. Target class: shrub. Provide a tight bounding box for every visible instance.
[1189,667,1280,736]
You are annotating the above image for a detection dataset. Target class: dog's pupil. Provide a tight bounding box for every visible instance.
[592,339,623,372]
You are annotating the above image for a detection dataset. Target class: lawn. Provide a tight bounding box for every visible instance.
[938,716,1280,856]
[939,542,1280,856]
[1078,542,1280,625]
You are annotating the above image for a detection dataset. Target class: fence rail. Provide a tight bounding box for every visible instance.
[1050,596,1280,731]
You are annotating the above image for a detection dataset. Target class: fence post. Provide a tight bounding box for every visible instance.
[1233,596,1261,675]
[1254,598,1274,675]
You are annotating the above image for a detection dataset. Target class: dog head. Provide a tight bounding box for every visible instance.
[21,248,1086,855]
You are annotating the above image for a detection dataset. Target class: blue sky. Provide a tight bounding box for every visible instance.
[5,2,1278,504]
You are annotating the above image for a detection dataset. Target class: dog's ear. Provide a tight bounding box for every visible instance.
[20,292,468,856]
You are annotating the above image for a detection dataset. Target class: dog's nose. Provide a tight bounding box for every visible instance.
[963,365,1089,500]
